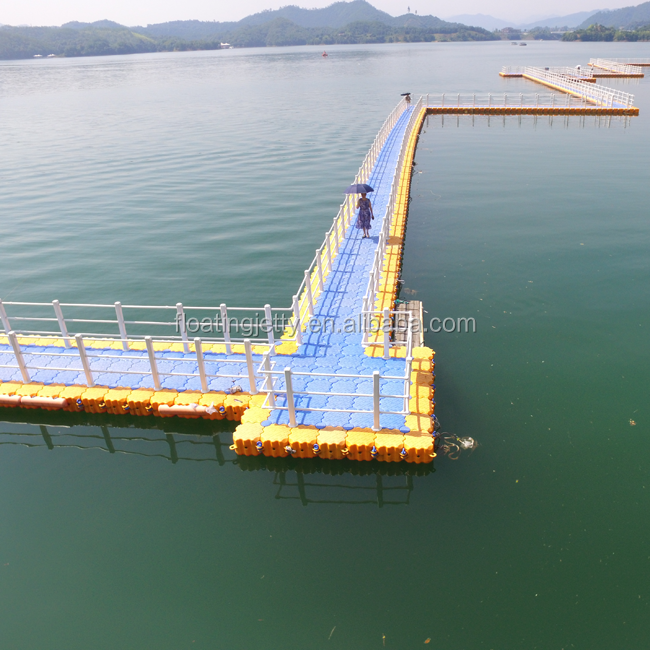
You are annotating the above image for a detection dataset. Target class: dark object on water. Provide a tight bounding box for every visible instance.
[435,432,479,460]
[345,183,374,194]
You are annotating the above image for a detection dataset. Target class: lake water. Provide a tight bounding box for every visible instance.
[1,41,650,648]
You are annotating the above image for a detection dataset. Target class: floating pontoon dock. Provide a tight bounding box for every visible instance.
[498,66,639,113]
[588,58,646,77]
[0,60,640,463]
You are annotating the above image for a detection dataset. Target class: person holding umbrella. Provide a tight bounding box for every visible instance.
[345,183,375,239]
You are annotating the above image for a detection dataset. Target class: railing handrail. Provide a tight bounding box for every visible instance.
[523,67,635,108]
[589,58,643,75]
[501,65,595,78]
[361,96,425,336]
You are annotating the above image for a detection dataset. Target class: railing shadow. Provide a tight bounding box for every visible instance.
[0,408,434,507]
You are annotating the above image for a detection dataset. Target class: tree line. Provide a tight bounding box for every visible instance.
[563,23,650,41]
[0,18,497,60]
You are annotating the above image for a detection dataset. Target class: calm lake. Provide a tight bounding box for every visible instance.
[1,41,649,649]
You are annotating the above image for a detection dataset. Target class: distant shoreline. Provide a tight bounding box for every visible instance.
[0,12,498,62]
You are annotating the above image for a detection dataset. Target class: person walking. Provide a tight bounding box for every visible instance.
[356,192,374,238]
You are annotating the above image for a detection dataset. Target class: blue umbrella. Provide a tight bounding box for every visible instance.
[344,183,374,194]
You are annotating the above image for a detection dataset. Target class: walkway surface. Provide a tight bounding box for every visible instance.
[0,106,415,431]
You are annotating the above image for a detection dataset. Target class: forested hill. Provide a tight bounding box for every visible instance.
[137,0,472,35]
[578,1,650,29]
[0,25,158,59]
[563,22,650,40]
[0,4,497,60]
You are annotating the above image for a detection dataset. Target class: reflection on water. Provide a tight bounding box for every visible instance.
[0,417,232,465]
[426,113,633,129]
[272,471,416,507]
[0,409,433,507]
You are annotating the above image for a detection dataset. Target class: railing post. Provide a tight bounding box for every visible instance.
[404,356,413,414]
[373,257,381,295]
[194,337,208,392]
[326,234,333,272]
[145,336,161,390]
[373,370,381,432]
[220,303,231,354]
[8,331,30,382]
[363,302,371,346]
[263,351,275,407]
[304,270,314,317]
[52,300,72,348]
[264,304,275,352]
[285,367,297,427]
[176,303,189,353]
[114,301,128,351]
[292,294,302,346]
[316,249,324,292]
[0,299,11,335]
[244,339,258,395]
[75,334,94,387]
[383,308,390,360]
[335,209,343,252]
[406,316,414,359]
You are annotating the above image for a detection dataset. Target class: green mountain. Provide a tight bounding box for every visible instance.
[133,20,237,40]
[237,0,393,28]
[137,1,487,39]
[0,24,157,59]
[62,20,127,30]
[578,1,650,29]
[0,1,498,60]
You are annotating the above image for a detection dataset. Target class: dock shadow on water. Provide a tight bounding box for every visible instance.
[0,408,437,508]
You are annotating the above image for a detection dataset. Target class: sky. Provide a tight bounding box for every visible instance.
[0,0,635,27]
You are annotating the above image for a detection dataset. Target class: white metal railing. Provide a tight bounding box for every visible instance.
[589,58,644,75]
[0,299,291,352]
[258,349,413,432]
[522,67,635,108]
[291,97,409,337]
[602,58,650,65]
[0,331,266,393]
[359,309,416,359]
[361,97,424,332]
[501,65,595,79]
[425,92,609,109]
[0,326,416,428]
